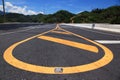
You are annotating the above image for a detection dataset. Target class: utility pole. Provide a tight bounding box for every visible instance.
[2,0,6,23]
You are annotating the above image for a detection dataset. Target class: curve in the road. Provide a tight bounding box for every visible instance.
[3,24,113,74]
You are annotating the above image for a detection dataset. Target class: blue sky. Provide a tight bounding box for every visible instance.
[0,0,119,15]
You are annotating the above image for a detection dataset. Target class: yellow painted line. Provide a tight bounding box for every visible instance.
[38,36,98,53]
[51,31,71,35]
[3,24,113,74]
[54,24,63,30]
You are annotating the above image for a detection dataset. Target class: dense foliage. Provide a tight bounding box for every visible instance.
[72,6,120,24]
[0,6,120,24]
[0,10,75,23]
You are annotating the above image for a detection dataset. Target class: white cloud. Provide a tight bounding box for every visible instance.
[6,2,13,7]
[0,5,3,11]
[0,2,44,15]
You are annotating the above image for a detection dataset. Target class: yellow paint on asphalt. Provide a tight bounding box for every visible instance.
[3,24,113,74]
[51,24,71,35]
[55,24,61,30]
[38,36,98,53]
[51,31,71,35]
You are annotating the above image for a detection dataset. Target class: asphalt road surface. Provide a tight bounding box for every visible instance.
[0,24,120,80]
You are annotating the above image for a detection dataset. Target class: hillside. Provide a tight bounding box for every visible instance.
[0,6,120,24]
[72,6,120,24]
[0,10,75,23]
[42,10,75,23]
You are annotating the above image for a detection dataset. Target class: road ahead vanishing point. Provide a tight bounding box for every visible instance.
[0,24,120,80]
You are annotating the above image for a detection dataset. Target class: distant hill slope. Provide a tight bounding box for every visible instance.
[72,6,120,24]
[42,10,75,23]
[0,6,120,24]
[0,10,75,23]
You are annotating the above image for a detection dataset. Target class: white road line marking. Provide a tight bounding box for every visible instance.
[62,25,120,37]
[95,40,120,44]
[0,27,37,36]
[79,28,120,37]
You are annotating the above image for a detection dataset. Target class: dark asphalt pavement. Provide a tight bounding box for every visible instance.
[0,24,120,80]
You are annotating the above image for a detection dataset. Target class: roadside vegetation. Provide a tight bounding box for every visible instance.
[0,6,120,24]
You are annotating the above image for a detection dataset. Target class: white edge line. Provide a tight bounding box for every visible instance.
[95,40,120,44]
[61,24,120,37]
[0,26,38,36]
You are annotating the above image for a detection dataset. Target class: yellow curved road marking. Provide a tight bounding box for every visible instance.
[55,24,61,30]
[51,31,71,35]
[38,36,98,53]
[3,25,113,74]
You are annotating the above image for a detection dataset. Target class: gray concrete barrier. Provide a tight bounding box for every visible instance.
[61,23,120,33]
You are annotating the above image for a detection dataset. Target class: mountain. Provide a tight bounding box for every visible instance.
[40,10,75,23]
[1,10,75,23]
[53,10,75,23]
[71,5,120,24]
[0,6,120,24]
